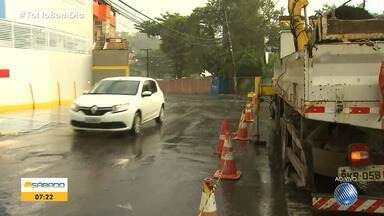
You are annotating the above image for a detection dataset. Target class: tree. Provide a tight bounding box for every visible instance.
[136,13,210,78]
[135,0,283,86]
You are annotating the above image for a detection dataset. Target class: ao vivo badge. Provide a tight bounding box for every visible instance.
[21,178,68,202]
[334,183,358,206]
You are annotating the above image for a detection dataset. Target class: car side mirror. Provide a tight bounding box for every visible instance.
[142,91,152,97]
[83,90,89,95]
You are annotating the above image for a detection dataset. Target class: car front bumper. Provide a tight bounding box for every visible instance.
[70,109,135,131]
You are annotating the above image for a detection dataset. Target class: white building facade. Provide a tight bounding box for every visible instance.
[0,0,93,110]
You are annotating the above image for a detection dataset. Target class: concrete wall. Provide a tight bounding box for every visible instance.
[0,0,93,110]
[158,78,212,95]
[92,70,125,85]
[93,50,130,66]
[0,48,92,107]
[4,0,93,39]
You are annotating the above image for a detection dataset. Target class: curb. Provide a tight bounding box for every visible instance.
[0,131,20,136]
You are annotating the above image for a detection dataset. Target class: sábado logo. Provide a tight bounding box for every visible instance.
[21,178,67,192]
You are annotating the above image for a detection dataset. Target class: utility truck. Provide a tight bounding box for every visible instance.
[273,0,384,213]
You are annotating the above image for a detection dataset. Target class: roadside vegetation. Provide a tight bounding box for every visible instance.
[126,0,283,90]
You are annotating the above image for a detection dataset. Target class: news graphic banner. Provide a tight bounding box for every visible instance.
[21,178,68,202]
[0,0,4,18]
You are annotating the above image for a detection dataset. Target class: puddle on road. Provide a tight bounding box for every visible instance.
[112,158,130,169]
[138,155,156,166]
[18,164,52,176]
[164,136,185,144]
[0,140,19,149]
[117,202,133,211]
[161,142,192,149]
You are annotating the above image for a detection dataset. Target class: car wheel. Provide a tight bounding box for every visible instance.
[156,106,164,124]
[131,112,142,135]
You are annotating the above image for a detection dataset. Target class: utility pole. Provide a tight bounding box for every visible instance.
[141,48,151,77]
[222,3,237,93]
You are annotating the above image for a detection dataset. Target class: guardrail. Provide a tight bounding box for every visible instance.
[0,19,90,54]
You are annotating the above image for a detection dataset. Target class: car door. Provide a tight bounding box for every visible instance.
[149,80,161,118]
[141,80,152,122]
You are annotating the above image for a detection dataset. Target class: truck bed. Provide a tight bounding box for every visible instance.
[321,18,384,41]
[274,41,384,129]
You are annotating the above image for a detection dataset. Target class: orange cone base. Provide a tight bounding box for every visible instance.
[199,212,217,216]
[233,136,250,141]
[214,170,241,180]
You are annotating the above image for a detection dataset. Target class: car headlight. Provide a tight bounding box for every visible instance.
[71,103,80,112]
[112,104,130,113]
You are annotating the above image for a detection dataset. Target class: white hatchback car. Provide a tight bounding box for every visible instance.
[70,77,165,135]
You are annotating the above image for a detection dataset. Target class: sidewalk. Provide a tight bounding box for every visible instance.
[0,107,70,136]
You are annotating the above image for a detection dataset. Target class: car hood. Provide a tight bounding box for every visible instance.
[74,94,138,107]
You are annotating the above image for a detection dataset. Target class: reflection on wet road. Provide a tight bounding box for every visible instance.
[0,95,316,216]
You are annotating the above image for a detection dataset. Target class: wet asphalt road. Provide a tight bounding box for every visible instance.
[0,95,315,216]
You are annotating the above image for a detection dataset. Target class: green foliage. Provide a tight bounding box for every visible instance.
[135,0,283,81]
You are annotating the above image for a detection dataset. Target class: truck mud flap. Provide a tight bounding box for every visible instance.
[312,193,384,213]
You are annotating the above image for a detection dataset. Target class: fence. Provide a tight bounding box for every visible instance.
[157,78,212,95]
[0,19,90,54]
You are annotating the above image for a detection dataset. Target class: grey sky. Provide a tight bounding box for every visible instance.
[117,0,384,32]
[276,0,383,15]
[116,0,207,32]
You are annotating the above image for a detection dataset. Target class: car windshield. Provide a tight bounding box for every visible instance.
[89,80,140,95]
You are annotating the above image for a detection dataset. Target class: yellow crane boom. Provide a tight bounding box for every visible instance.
[288,0,311,51]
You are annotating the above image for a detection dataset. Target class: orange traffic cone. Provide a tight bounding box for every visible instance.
[234,111,250,141]
[198,178,217,216]
[214,119,229,155]
[214,132,241,180]
[244,103,254,123]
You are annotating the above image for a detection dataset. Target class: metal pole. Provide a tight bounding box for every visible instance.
[141,48,151,77]
[223,7,237,93]
[256,109,260,142]
[29,83,35,110]
[57,82,61,106]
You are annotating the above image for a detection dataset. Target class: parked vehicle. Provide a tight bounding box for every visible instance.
[273,1,384,214]
[70,77,165,135]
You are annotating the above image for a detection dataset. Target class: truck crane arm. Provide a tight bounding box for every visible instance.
[288,0,311,51]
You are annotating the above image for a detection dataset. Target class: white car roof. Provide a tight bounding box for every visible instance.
[102,77,155,82]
